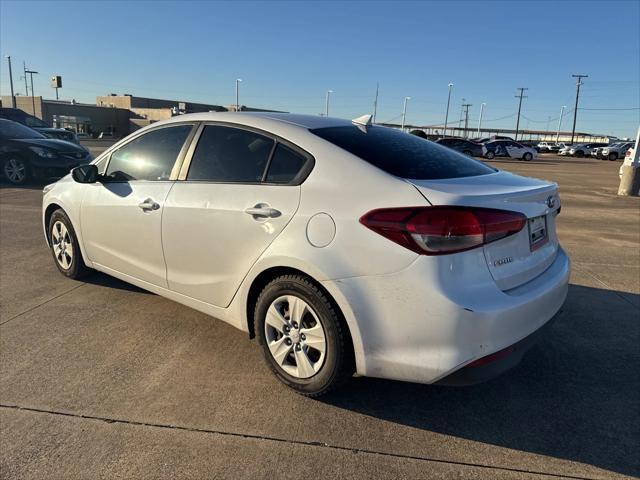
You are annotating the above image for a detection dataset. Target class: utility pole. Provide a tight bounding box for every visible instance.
[570,74,588,144]
[235,78,242,112]
[25,69,39,116]
[372,83,379,123]
[514,87,528,141]
[22,61,28,96]
[458,98,465,128]
[443,82,453,138]
[462,103,472,138]
[477,102,486,136]
[325,89,333,117]
[401,96,411,131]
[5,56,15,108]
[556,105,566,143]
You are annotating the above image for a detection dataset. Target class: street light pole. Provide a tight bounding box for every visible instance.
[325,89,333,117]
[25,69,39,116]
[443,82,453,138]
[5,56,15,108]
[556,105,566,143]
[477,102,486,136]
[235,78,242,112]
[401,96,411,131]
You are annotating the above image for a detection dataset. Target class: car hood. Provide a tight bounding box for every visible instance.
[14,138,87,153]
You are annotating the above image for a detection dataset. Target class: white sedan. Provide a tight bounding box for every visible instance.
[42,112,570,396]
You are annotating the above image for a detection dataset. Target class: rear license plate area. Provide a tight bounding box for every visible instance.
[528,215,548,251]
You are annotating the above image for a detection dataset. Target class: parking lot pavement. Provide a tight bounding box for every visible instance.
[1,156,638,479]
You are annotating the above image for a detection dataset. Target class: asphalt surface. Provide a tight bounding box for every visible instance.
[1,155,638,479]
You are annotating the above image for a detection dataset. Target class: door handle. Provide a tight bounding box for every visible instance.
[138,198,160,212]
[244,204,281,219]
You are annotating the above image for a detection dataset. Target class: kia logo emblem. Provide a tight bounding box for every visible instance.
[546,196,556,209]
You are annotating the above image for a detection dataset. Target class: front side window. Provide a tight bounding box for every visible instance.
[311,126,495,180]
[187,125,274,182]
[105,125,192,181]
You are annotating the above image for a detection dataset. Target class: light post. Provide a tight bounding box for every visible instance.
[477,102,486,136]
[235,78,242,112]
[401,96,411,131]
[325,89,333,117]
[556,105,566,143]
[443,82,453,137]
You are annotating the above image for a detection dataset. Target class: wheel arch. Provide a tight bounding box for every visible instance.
[44,202,63,246]
[242,264,363,375]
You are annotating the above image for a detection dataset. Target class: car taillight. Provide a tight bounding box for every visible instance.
[359,206,526,255]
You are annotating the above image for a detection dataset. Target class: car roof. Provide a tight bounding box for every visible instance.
[154,112,353,131]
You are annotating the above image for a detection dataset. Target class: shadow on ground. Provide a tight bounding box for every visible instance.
[82,272,151,294]
[321,284,640,478]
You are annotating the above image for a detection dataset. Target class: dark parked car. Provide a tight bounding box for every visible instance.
[436,137,486,157]
[0,108,78,144]
[0,119,92,185]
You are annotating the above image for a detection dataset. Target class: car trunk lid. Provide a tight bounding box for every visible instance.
[408,171,560,290]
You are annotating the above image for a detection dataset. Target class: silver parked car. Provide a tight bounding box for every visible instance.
[600,142,634,161]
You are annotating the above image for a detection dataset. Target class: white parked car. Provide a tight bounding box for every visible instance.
[602,142,634,161]
[484,140,538,160]
[568,142,607,157]
[558,145,573,156]
[42,113,570,396]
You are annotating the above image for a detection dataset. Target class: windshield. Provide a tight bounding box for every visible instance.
[0,119,47,139]
[310,125,495,180]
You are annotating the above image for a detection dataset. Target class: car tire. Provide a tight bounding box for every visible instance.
[608,153,618,161]
[575,150,584,157]
[255,274,354,397]
[2,156,31,185]
[48,209,91,279]
[523,152,533,161]
[485,151,495,160]
[463,150,472,156]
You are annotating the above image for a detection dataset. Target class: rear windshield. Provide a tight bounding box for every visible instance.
[310,126,495,180]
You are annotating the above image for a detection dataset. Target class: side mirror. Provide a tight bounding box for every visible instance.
[71,164,99,184]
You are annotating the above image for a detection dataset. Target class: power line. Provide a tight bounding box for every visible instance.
[514,87,528,141]
[578,107,640,111]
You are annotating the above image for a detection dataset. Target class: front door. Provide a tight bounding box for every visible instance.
[81,124,194,287]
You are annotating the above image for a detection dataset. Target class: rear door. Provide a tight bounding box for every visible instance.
[81,124,195,287]
[162,124,310,307]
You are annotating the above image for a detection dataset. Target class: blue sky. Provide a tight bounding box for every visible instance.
[1,0,639,137]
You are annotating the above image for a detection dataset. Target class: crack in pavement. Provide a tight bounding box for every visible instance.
[572,264,638,309]
[0,403,598,480]
[0,283,86,327]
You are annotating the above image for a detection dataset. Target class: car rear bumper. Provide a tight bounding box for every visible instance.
[324,246,570,385]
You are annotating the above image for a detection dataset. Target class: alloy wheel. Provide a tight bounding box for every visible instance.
[4,158,26,184]
[264,295,327,379]
[51,221,73,270]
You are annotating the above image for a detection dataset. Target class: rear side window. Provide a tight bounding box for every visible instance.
[311,126,495,180]
[266,144,307,184]
[187,125,274,182]
[106,125,192,181]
